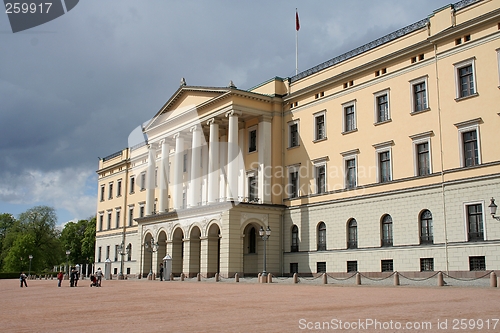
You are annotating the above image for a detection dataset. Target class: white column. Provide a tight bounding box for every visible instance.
[207,119,219,203]
[189,126,202,207]
[226,111,240,201]
[238,125,245,202]
[219,134,227,202]
[158,140,170,212]
[173,133,184,210]
[258,116,272,203]
[201,143,208,205]
[145,144,156,215]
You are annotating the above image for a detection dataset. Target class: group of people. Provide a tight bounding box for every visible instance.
[53,267,103,287]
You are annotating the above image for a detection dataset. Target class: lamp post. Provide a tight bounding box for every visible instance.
[489,197,500,221]
[28,255,33,278]
[117,241,130,280]
[65,250,71,278]
[259,226,271,277]
[144,238,159,279]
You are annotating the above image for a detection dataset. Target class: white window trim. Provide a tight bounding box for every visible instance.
[410,131,433,176]
[246,170,258,201]
[409,76,429,113]
[288,120,300,148]
[98,212,104,231]
[313,110,327,141]
[455,118,482,167]
[117,179,122,197]
[373,141,394,183]
[453,57,477,99]
[342,151,358,189]
[247,125,258,153]
[342,100,357,133]
[313,160,327,194]
[100,184,105,201]
[287,164,301,198]
[373,89,391,124]
[463,201,486,242]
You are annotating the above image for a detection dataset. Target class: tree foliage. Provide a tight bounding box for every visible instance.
[60,217,96,265]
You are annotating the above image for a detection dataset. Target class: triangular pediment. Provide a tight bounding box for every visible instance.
[145,86,230,132]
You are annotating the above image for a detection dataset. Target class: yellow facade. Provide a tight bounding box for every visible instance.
[96,0,500,278]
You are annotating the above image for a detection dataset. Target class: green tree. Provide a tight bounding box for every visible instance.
[60,216,96,265]
[81,216,96,263]
[0,213,18,269]
[2,206,62,273]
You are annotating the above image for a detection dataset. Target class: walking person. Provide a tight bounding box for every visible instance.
[57,271,64,287]
[70,268,75,287]
[96,267,103,287]
[20,272,28,288]
[159,263,164,281]
[74,269,79,287]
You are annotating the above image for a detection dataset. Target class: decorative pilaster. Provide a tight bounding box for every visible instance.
[258,115,272,203]
[189,126,202,207]
[158,140,170,212]
[207,119,220,203]
[226,111,241,201]
[145,144,156,215]
[173,133,184,210]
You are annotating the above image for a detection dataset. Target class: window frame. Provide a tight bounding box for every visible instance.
[313,110,327,141]
[464,202,485,242]
[128,206,134,227]
[314,162,327,194]
[108,182,113,200]
[347,219,358,249]
[129,176,135,194]
[410,132,433,177]
[381,214,393,247]
[454,58,477,100]
[342,100,357,133]
[107,210,112,230]
[373,141,393,183]
[247,126,257,153]
[419,209,433,244]
[373,89,391,124]
[288,120,300,148]
[287,165,300,198]
[246,170,258,202]
[115,208,120,229]
[291,225,299,252]
[117,179,122,197]
[341,149,359,190]
[455,119,482,168]
[317,222,327,251]
[420,258,434,272]
[100,185,105,202]
[410,76,429,113]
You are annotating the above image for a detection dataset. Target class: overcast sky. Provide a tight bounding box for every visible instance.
[0,0,455,225]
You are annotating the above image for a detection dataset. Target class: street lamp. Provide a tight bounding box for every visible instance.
[259,226,271,277]
[489,198,500,221]
[117,241,130,280]
[144,238,159,279]
[65,250,71,277]
[28,255,33,278]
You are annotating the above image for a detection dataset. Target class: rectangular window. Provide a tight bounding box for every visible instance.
[130,176,135,194]
[462,130,479,167]
[126,267,131,274]
[315,164,326,194]
[115,210,120,229]
[381,259,393,272]
[107,212,111,229]
[454,58,477,99]
[108,183,113,199]
[379,151,391,183]
[128,208,134,227]
[343,103,356,132]
[289,122,299,148]
[114,245,118,262]
[100,185,105,202]
[347,261,358,273]
[117,180,122,197]
[345,158,356,189]
[467,203,484,242]
[417,142,430,176]
[140,172,146,191]
[374,90,390,123]
[248,173,258,202]
[289,170,299,198]
[139,206,144,218]
[411,78,428,113]
[99,214,103,231]
[183,153,188,172]
[106,246,110,260]
[290,263,298,275]
[98,246,102,263]
[248,128,257,153]
[316,262,326,273]
[469,256,486,271]
[420,258,434,272]
[314,112,326,141]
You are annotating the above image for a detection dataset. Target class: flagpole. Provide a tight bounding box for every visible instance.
[295,8,299,75]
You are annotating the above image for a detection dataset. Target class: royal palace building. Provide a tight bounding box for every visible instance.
[95,0,500,278]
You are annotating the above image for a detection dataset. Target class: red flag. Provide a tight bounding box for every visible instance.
[296,10,300,31]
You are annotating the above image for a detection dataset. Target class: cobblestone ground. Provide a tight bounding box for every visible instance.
[1,276,499,333]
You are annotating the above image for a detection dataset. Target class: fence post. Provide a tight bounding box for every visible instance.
[267,274,272,283]
[258,273,261,283]
[215,273,220,282]
[356,272,361,285]
[180,273,185,281]
[490,271,497,288]
[437,272,444,286]
[197,273,201,281]
[235,273,239,283]
[322,273,328,284]
[393,272,400,286]
[293,273,298,284]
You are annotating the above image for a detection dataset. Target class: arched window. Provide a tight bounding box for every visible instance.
[420,210,433,244]
[381,215,393,247]
[317,222,326,251]
[347,219,357,249]
[291,225,299,252]
[249,227,256,253]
